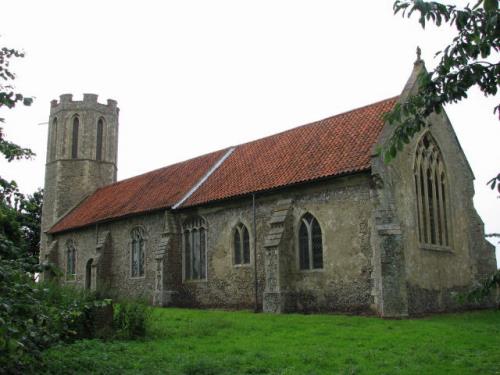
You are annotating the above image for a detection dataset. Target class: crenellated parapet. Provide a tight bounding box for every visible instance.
[50,93,118,116]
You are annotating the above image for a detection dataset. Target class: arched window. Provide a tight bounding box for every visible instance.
[233,223,250,265]
[66,239,77,279]
[298,213,323,270]
[71,116,79,159]
[414,133,449,247]
[96,118,104,161]
[183,217,207,280]
[51,117,58,161]
[131,227,146,277]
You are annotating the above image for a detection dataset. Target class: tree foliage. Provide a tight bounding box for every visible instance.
[383,0,499,192]
[0,46,34,162]
[0,43,113,374]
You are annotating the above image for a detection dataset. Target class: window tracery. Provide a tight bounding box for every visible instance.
[298,213,323,270]
[183,217,207,280]
[414,133,449,248]
[233,223,250,265]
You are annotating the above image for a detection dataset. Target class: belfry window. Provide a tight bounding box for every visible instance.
[414,133,449,247]
[131,227,146,277]
[298,213,323,270]
[51,117,58,161]
[96,118,104,161]
[233,223,250,265]
[71,116,79,159]
[183,217,207,280]
[66,239,77,279]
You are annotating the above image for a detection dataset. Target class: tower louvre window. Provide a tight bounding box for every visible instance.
[71,116,79,159]
[51,117,58,161]
[298,213,323,270]
[414,133,449,248]
[96,118,104,161]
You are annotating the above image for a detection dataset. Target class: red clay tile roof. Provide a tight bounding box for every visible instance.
[49,96,397,233]
[49,149,228,233]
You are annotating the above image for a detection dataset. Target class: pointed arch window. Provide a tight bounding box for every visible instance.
[71,116,79,159]
[131,227,146,277]
[414,133,449,248]
[96,118,104,161]
[233,223,250,265]
[66,239,77,279]
[51,117,58,161]
[298,213,323,270]
[183,217,207,280]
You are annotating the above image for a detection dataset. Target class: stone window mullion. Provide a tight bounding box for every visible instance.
[430,156,440,245]
[307,221,313,270]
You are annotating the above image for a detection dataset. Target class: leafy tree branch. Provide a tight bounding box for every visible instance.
[382,0,499,194]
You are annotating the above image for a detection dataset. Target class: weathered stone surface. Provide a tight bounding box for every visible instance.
[41,84,497,317]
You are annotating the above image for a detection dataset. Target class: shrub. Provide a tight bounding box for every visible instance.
[113,300,151,340]
[0,239,112,374]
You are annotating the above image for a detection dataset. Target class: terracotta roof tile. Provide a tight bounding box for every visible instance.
[182,97,397,207]
[49,149,228,233]
[49,96,397,233]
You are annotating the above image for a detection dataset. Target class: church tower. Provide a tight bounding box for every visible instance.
[40,94,119,257]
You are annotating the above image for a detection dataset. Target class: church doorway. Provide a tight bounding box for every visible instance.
[85,258,93,290]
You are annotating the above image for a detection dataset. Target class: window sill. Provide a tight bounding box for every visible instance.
[66,275,76,282]
[184,279,208,283]
[298,268,325,274]
[130,275,146,280]
[233,263,251,268]
[420,244,453,253]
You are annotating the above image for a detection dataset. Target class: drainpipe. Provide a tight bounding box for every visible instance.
[253,193,259,312]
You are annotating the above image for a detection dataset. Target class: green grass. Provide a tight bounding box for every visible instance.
[42,309,500,375]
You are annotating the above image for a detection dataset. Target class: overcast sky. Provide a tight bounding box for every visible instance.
[1,0,498,264]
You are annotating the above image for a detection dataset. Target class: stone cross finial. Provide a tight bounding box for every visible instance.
[416,46,422,62]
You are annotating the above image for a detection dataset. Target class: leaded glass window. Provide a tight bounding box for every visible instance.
[71,116,79,159]
[414,133,449,247]
[96,118,104,161]
[66,239,77,279]
[233,223,250,265]
[298,213,323,270]
[131,227,146,277]
[183,217,207,280]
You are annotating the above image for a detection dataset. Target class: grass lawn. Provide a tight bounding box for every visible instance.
[42,308,500,375]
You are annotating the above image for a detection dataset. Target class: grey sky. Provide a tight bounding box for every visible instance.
[1,0,498,264]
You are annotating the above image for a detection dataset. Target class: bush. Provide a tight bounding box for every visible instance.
[0,239,112,374]
[113,300,151,340]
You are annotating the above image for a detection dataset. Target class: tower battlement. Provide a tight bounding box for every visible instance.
[50,93,118,114]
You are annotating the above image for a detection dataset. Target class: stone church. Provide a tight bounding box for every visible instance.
[40,57,497,317]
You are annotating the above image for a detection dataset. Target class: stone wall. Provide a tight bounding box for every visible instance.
[50,174,376,313]
[372,61,497,316]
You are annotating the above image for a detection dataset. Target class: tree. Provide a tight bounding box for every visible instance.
[383,0,499,191]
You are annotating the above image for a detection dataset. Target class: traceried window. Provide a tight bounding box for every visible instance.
[233,223,250,265]
[71,116,79,159]
[183,217,207,280]
[298,213,323,270]
[131,227,146,277]
[414,133,449,248]
[96,118,104,161]
[66,239,77,279]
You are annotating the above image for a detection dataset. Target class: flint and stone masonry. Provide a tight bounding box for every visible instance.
[40,61,497,317]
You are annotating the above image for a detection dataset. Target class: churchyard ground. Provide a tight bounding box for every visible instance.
[42,308,500,374]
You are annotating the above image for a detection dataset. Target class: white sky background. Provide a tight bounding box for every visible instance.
[1,0,498,264]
